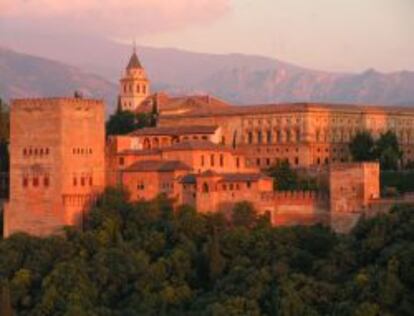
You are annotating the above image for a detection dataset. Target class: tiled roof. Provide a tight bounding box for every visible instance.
[123,160,191,172]
[219,173,271,182]
[180,174,197,184]
[165,141,226,151]
[127,52,143,69]
[118,148,162,156]
[130,125,218,136]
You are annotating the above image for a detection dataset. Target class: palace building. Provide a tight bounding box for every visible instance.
[3,49,414,237]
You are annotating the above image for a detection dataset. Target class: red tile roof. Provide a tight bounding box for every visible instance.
[123,160,191,172]
[130,125,218,136]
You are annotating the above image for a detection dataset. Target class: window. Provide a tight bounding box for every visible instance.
[23,177,28,187]
[137,84,141,93]
[267,130,272,143]
[201,155,205,167]
[45,148,49,155]
[33,177,39,187]
[246,181,252,189]
[222,184,227,191]
[220,154,224,167]
[202,183,209,193]
[295,157,299,165]
[256,158,261,166]
[44,177,50,187]
[248,132,253,144]
[23,149,27,156]
[266,158,270,166]
[73,177,77,186]
[119,157,125,166]
[229,184,234,190]
[257,131,263,144]
[236,157,240,168]
[89,177,93,186]
[81,177,85,186]
[210,154,215,167]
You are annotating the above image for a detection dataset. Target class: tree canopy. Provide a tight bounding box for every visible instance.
[1,189,413,315]
[106,107,156,137]
[266,160,318,191]
[349,130,403,170]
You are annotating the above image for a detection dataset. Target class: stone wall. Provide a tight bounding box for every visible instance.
[4,98,105,237]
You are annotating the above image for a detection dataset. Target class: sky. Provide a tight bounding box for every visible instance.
[1,0,413,72]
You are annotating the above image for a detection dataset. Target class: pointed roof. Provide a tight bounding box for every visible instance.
[127,50,143,70]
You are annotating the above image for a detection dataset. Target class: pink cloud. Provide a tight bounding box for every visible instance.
[1,0,231,36]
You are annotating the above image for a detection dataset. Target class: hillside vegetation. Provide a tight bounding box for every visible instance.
[0,189,413,315]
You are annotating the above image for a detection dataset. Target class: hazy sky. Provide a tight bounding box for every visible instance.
[1,0,413,72]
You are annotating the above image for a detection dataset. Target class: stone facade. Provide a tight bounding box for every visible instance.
[4,98,105,237]
[119,49,150,112]
[158,104,414,169]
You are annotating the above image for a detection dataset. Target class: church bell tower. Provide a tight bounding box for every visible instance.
[119,45,150,112]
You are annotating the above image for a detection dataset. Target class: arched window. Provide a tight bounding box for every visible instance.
[137,84,141,93]
[202,183,209,193]
[143,138,151,149]
[143,85,147,94]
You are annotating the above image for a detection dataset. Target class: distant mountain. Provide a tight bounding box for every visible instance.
[1,33,414,109]
[0,47,117,107]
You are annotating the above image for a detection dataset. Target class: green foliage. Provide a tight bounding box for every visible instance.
[0,190,413,315]
[349,130,403,170]
[349,131,376,162]
[105,109,156,136]
[381,170,414,195]
[266,160,318,191]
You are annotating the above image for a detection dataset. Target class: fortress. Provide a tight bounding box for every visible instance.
[3,49,414,236]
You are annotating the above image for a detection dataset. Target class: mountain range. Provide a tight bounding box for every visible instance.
[0,33,413,114]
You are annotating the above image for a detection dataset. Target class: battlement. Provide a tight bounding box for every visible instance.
[11,98,104,113]
[329,162,379,171]
[260,191,326,202]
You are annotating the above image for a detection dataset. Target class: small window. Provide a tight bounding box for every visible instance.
[246,181,252,189]
[23,149,27,156]
[295,157,299,165]
[220,154,224,167]
[34,148,38,155]
[44,177,50,187]
[119,157,125,166]
[236,157,240,168]
[256,158,260,166]
[201,155,205,167]
[89,177,93,186]
[210,154,215,167]
[229,184,234,190]
[222,184,227,191]
[33,177,39,187]
[23,177,28,187]
[45,148,49,155]
[81,177,85,186]
[73,178,77,186]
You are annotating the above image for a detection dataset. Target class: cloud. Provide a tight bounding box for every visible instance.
[0,0,231,37]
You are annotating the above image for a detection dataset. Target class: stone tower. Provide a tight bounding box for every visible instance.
[3,98,105,237]
[119,46,150,112]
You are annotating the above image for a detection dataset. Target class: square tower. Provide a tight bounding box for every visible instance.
[4,98,105,237]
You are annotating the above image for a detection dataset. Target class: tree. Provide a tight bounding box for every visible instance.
[231,201,257,228]
[106,110,138,136]
[374,131,402,170]
[267,160,298,190]
[1,281,14,316]
[349,131,375,162]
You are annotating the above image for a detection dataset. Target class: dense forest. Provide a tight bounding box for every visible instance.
[0,189,413,316]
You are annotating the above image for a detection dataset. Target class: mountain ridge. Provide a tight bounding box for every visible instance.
[0,35,413,113]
